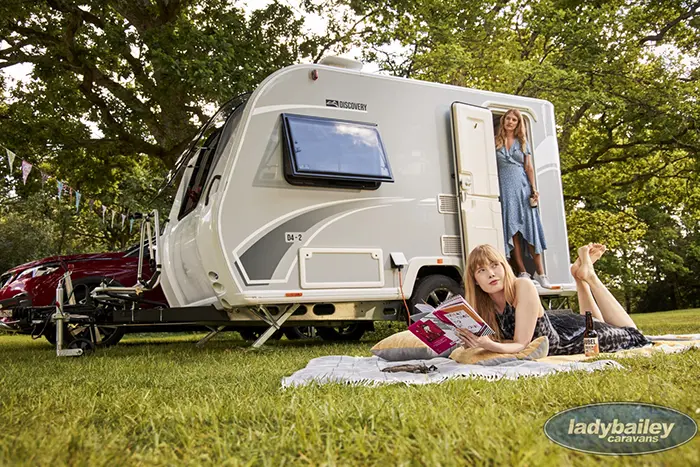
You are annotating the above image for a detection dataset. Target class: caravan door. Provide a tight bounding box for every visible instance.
[450,103,505,262]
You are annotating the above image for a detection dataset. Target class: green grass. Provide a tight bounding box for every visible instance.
[1,309,698,466]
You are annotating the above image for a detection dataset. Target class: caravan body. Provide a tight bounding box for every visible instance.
[159,60,574,323]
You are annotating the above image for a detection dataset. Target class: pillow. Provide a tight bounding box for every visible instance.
[370,330,456,361]
[449,336,549,366]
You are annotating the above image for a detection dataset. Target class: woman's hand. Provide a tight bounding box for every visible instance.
[531,189,539,202]
[456,328,497,351]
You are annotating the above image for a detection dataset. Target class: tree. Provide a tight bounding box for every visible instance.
[0,0,351,265]
[346,0,700,310]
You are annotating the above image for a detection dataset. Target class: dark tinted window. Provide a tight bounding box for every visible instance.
[1,272,14,288]
[178,129,223,218]
[177,97,247,220]
[282,114,393,188]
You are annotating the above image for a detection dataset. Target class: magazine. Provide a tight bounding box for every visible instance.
[408,295,495,355]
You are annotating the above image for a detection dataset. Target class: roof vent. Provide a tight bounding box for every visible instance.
[319,56,363,71]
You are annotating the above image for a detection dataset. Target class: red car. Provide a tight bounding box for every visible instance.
[0,244,168,345]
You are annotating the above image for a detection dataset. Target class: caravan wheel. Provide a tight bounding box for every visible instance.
[284,326,316,340]
[315,323,369,341]
[238,327,283,341]
[409,274,464,315]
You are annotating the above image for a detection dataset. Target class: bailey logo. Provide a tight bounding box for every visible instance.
[544,402,697,455]
[325,99,367,111]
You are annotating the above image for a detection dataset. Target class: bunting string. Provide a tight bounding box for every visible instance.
[2,144,139,232]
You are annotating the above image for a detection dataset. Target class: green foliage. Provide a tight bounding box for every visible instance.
[0,0,348,268]
[0,309,699,465]
[347,0,700,311]
[1,0,698,311]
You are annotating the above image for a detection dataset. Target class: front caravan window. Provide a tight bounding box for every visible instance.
[177,95,248,220]
[281,114,394,189]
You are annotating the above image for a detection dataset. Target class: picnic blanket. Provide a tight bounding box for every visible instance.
[281,356,623,388]
[281,334,699,388]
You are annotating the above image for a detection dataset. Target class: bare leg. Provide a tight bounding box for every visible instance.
[574,245,637,328]
[571,270,604,321]
[528,244,545,275]
[511,233,527,274]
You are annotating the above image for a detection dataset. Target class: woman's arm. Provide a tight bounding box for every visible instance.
[523,144,538,200]
[458,279,541,353]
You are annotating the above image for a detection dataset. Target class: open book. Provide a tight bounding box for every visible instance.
[408,295,495,355]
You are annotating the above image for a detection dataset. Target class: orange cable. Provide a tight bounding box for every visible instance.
[398,268,411,325]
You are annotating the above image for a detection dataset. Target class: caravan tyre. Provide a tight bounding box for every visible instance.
[409,274,464,316]
[315,323,369,341]
[284,326,317,340]
[238,327,283,341]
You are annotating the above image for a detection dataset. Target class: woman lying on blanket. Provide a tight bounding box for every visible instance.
[457,244,651,356]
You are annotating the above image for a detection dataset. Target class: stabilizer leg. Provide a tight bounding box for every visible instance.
[251,304,300,349]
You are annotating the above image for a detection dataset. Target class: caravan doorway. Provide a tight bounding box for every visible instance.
[490,109,547,279]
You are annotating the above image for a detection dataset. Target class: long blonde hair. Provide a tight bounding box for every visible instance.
[494,109,527,151]
[464,244,517,341]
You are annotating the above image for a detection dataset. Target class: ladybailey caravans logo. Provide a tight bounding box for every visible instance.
[544,403,697,455]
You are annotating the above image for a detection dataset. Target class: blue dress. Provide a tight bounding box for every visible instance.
[495,139,547,258]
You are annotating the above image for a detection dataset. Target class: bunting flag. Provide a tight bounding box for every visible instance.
[6,147,16,171]
[2,145,138,234]
[21,160,32,184]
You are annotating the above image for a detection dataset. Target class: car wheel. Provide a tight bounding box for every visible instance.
[315,323,369,341]
[408,274,464,316]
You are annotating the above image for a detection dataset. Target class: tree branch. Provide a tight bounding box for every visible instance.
[638,1,700,45]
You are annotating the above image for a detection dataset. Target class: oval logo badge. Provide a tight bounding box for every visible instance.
[544,403,697,455]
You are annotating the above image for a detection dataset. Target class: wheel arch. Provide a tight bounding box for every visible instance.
[415,266,464,288]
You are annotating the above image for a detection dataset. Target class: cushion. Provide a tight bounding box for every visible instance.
[449,336,549,366]
[370,330,455,361]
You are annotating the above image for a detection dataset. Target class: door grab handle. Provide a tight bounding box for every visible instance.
[205,175,222,206]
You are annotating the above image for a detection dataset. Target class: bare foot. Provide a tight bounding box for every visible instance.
[574,245,597,282]
[589,243,607,263]
[571,243,607,278]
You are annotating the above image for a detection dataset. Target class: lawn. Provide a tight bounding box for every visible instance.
[1,309,698,466]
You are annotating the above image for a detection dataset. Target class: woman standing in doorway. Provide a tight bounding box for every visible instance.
[495,108,550,288]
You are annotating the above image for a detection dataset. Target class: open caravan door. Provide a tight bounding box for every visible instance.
[450,103,505,263]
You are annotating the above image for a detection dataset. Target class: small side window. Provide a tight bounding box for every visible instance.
[281,114,394,189]
[178,128,223,219]
[177,95,248,220]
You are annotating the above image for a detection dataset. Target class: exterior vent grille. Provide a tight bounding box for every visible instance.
[438,194,458,214]
[441,236,463,256]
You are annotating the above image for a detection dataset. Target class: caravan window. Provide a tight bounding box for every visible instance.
[177,96,247,220]
[281,114,394,189]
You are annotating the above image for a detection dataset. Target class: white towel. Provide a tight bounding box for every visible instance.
[281,355,624,388]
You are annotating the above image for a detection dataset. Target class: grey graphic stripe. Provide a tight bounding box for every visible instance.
[238,200,378,282]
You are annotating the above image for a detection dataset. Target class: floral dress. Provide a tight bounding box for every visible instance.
[495,139,547,258]
[495,304,651,356]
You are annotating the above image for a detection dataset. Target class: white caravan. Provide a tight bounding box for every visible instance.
[154,56,575,342]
